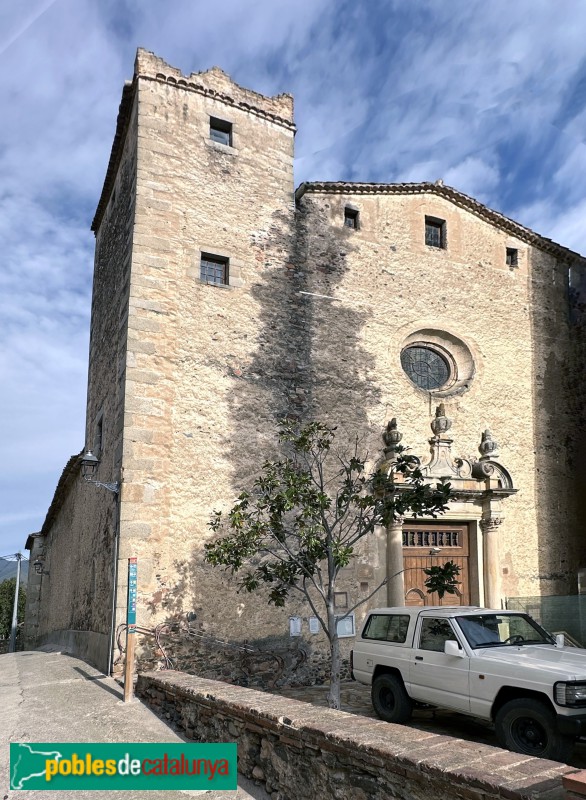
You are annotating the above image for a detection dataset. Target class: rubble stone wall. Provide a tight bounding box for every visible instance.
[137,670,574,800]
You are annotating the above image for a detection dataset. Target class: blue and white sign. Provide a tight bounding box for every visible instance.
[127,558,137,629]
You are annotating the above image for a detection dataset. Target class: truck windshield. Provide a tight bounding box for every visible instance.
[455,613,555,648]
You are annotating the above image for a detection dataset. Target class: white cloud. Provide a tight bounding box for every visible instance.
[2,0,586,554]
[444,158,500,203]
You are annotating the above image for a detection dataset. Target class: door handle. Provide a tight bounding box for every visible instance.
[415,656,423,661]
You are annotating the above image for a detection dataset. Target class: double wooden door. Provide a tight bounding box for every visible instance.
[402,521,470,606]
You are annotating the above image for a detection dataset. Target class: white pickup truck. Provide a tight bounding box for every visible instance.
[351,606,586,761]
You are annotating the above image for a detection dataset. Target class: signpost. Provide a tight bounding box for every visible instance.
[123,558,137,703]
[8,553,22,654]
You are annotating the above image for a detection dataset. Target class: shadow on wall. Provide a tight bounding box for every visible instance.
[136,557,349,688]
[135,200,382,685]
[530,254,586,593]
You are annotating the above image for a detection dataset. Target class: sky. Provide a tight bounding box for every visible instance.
[2,0,586,557]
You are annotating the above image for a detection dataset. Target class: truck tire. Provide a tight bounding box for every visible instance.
[372,674,413,724]
[494,698,574,762]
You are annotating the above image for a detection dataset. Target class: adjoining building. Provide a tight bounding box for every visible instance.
[23,49,586,680]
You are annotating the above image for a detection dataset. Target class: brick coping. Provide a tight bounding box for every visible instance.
[138,670,578,800]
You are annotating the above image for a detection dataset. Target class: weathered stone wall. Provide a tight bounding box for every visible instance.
[114,51,584,676]
[295,188,583,601]
[30,49,586,681]
[25,89,139,672]
[22,534,44,646]
[23,455,117,671]
[136,621,351,688]
[116,50,303,667]
[568,264,586,535]
[137,670,574,800]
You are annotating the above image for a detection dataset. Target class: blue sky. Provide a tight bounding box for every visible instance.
[1,0,585,556]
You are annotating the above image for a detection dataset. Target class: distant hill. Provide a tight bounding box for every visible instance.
[0,558,29,585]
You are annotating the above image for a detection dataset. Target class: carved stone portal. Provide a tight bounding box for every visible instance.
[380,408,516,608]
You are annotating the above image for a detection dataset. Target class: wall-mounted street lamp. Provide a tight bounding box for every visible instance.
[33,559,49,576]
[80,450,120,494]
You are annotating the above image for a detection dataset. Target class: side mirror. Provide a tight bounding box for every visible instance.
[444,640,465,658]
[555,634,565,648]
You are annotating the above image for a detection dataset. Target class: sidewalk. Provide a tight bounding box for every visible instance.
[1,650,270,800]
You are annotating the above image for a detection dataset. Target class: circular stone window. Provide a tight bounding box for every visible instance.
[401,345,450,390]
[399,328,477,397]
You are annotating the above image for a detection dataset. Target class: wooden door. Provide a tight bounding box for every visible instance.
[402,522,470,606]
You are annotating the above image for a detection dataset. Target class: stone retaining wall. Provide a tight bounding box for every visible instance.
[137,670,576,800]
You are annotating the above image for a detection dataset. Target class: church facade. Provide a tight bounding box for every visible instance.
[23,50,586,679]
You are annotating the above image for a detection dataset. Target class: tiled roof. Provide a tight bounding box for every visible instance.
[40,452,83,537]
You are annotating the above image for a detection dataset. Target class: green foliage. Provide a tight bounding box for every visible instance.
[423,561,461,599]
[205,421,452,633]
[0,577,26,639]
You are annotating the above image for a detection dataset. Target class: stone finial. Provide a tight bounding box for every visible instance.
[430,403,452,437]
[383,418,403,455]
[479,429,499,459]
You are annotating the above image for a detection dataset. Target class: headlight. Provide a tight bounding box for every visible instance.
[554,681,586,707]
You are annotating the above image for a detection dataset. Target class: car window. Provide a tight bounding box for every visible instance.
[456,613,554,648]
[362,614,410,643]
[419,618,457,652]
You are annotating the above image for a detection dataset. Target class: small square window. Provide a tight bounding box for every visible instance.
[506,248,518,267]
[425,216,446,248]
[210,117,232,147]
[200,253,229,285]
[344,207,359,229]
[334,591,348,609]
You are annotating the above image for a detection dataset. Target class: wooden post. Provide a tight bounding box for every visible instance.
[123,557,137,703]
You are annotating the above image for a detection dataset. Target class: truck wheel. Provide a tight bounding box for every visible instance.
[494,698,574,762]
[372,674,413,724]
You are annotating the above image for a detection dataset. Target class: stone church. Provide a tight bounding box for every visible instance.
[23,49,586,679]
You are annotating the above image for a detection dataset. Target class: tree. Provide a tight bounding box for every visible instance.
[204,421,453,709]
[423,561,461,600]
[0,578,26,641]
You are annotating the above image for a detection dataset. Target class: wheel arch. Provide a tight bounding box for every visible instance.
[491,687,555,720]
[372,664,407,687]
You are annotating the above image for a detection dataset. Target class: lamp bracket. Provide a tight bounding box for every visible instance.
[83,476,120,494]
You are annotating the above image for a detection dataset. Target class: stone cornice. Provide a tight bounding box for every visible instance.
[295,181,586,262]
[91,80,136,233]
[91,50,295,233]
[138,76,296,132]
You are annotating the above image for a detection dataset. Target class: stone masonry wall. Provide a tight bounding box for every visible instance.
[137,621,351,689]
[28,89,139,672]
[116,51,301,667]
[137,670,575,800]
[28,456,116,671]
[31,49,586,681]
[112,51,584,677]
[296,189,583,601]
